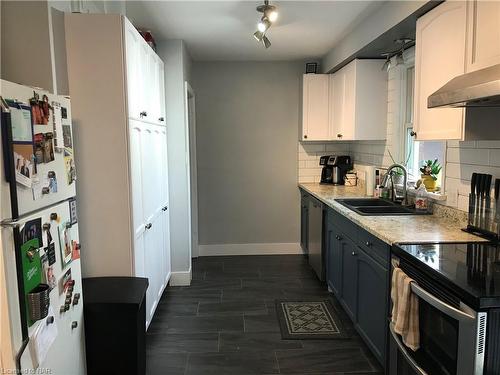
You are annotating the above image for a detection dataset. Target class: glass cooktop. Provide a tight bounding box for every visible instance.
[394,242,500,308]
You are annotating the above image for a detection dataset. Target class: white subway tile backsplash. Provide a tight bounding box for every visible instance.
[298,143,326,153]
[489,149,500,166]
[476,140,500,149]
[446,147,490,166]
[305,160,320,168]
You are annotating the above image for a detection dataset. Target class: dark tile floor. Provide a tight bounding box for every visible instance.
[146,254,383,375]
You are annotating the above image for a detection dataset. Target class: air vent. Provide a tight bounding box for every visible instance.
[477,313,487,355]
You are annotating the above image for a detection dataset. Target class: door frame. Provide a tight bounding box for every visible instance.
[184,82,199,258]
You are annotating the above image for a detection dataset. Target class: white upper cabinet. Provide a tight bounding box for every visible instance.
[123,18,165,125]
[301,74,330,141]
[414,1,467,140]
[330,59,387,141]
[124,18,142,120]
[466,0,500,72]
[300,60,387,142]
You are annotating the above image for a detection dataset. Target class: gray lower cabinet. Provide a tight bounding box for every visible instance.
[326,208,389,367]
[339,235,358,320]
[300,191,309,253]
[356,247,389,363]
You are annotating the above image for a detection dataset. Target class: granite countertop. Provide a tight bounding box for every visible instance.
[299,183,486,245]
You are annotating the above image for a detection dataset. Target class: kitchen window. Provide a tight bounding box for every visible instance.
[403,64,446,191]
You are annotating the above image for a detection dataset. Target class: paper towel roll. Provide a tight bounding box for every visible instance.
[366,166,375,196]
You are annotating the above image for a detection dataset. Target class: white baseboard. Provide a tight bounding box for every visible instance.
[169,268,192,286]
[198,243,302,256]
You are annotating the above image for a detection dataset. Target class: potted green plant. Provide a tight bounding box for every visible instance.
[419,159,442,191]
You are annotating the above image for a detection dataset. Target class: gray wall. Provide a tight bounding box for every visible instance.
[156,40,193,283]
[192,61,303,246]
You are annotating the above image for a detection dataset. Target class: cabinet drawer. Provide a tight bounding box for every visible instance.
[327,209,389,267]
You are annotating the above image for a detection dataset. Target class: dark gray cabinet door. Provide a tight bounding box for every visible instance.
[300,193,309,253]
[339,236,358,321]
[356,248,388,364]
[326,222,342,296]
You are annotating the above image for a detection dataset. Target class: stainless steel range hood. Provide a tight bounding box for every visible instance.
[428,64,500,108]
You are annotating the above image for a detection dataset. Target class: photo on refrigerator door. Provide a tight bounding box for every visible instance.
[58,221,73,267]
[34,133,55,164]
[30,93,52,125]
[13,143,35,187]
[8,102,33,142]
[64,149,76,185]
[21,218,43,245]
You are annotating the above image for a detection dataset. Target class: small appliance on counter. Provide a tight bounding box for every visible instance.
[319,155,352,185]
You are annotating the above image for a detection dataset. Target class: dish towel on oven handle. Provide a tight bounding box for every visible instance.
[391,267,420,351]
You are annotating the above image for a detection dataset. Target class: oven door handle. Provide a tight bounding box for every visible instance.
[390,323,428,375]
[410,283,475,322]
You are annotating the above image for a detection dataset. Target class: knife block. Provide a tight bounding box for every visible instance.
[466,193,500,241]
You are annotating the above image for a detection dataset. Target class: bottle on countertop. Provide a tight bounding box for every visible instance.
[415,183,429,212]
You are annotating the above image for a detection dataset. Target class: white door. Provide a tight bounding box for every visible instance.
[414,1,466,140]
[158,61,166,125]
[301,74,330,141]
[150,125,166,296]
[330,71,347,140]
[129,120,146,278]
[158,126,170,282]
[330,63,355,141]
[148,55,161,124]
[138,43,152,122]
[466,0,500,72]
[123,18,142,120]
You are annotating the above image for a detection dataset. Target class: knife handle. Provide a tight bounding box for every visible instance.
[471,173,478,195]
[485,175,492,197]
[495,179,500,201]
[480,174,489,198]
[476,174,484,197]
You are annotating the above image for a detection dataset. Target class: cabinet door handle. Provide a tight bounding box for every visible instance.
[140,111,148,118]
[337,133,343,138]
[365,241,372,247]
[145,223,152,230]
[304,135,308,139]
[335,235,342,241]
[162,206,168,211]
[159,117,165,122]
[351,251,357,256]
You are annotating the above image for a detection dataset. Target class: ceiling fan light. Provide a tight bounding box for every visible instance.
[253,30,264,42]
[257,18,271,33]
[395,53,405,66]
[262,35,271,49]
[268,10,278,23]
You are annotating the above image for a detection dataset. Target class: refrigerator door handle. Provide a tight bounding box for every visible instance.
[0,219,20,228]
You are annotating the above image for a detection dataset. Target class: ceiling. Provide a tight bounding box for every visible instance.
[125,1,383,62]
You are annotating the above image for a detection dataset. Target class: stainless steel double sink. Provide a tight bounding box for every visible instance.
[335,198,431,216]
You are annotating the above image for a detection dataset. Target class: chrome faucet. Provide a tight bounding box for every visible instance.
[381,163,408,205]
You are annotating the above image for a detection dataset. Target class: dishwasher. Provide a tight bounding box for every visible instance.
[308,197,324,281]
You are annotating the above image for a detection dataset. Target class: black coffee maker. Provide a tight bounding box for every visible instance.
[320,155,352,185]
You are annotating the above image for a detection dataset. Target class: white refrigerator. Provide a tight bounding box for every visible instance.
[0,80,85,374]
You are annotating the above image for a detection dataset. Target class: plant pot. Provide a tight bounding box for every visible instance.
[421,175,437,192]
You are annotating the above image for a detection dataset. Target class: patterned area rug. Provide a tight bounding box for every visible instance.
[276,300,348,340]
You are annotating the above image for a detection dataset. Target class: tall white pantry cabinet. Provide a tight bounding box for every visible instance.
[65,14,171,327]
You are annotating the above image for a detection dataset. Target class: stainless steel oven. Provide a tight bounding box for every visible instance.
[390,255,487,375]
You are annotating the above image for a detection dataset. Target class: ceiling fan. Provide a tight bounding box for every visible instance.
[253,0,278,49]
